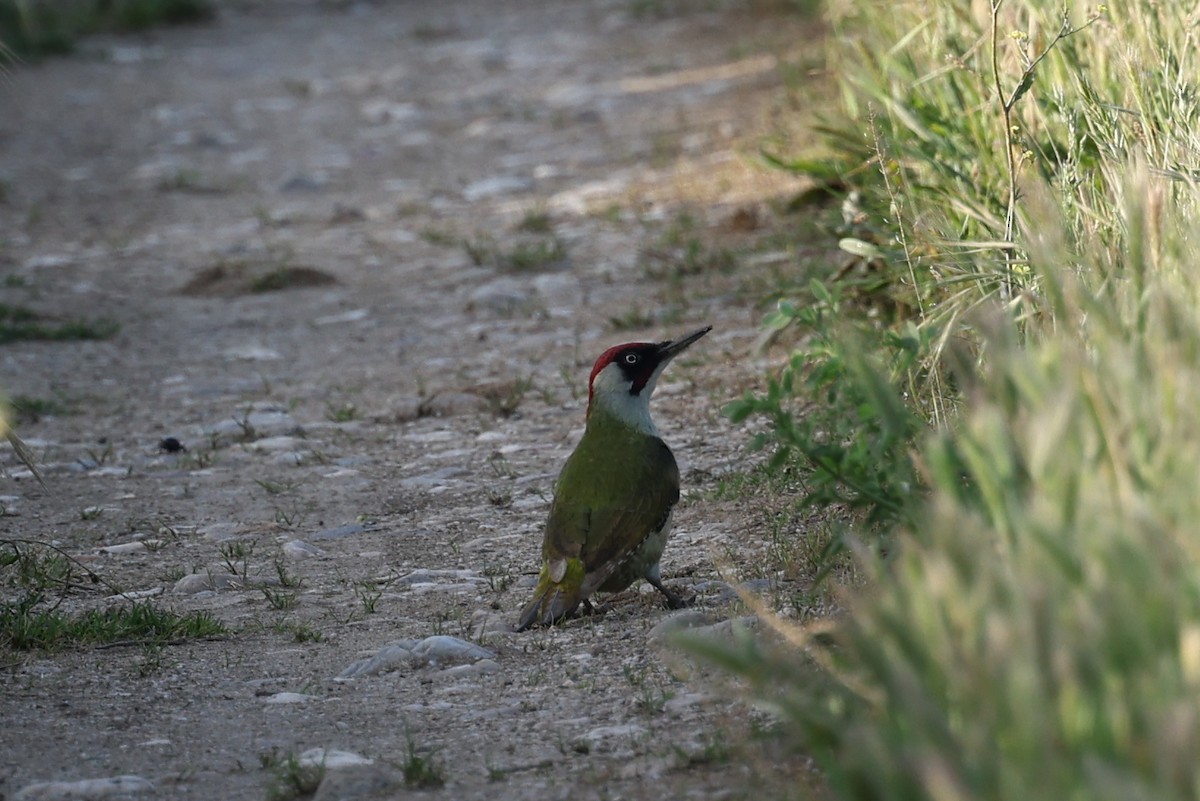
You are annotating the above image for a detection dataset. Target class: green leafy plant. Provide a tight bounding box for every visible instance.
[726,281,926,536]
[324,402,357,423]
[401,729,445,788]
[355,580,383,614]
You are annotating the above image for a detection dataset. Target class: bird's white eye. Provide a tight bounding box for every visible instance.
[624,353,639,365]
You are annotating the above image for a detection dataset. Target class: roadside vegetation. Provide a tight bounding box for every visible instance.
[710,1,1200,798]
[0,0,213,58]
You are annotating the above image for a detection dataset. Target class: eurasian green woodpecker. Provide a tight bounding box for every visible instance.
[517,325,712,630]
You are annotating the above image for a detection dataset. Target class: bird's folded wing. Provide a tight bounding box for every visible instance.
[544,486,678,576]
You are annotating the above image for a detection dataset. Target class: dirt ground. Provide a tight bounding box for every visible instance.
[0,1,829,798]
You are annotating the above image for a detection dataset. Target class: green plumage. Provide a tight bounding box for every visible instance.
[517,406,680,630]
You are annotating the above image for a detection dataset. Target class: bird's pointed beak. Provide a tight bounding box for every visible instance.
[656,325,712,362]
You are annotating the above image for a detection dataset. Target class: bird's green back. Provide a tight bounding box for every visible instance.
[542,407,679,573]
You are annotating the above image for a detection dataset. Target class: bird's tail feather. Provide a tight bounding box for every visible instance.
[516,583,582,631]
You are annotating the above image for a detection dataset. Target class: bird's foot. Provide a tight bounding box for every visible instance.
[647,575,695,610]
[664,591,695,610]
[579,598,612,618]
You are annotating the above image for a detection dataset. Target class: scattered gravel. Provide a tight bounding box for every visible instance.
[0,1,821,799]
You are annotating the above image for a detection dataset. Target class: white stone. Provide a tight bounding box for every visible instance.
[462,176,533,202]
[208,410,301,442]
[104,588,163,602]
[245,435,309,452]
[337,643,417,678]
[338,635,495,679]
[577,723,648,754]
[299,748,373,768]
[548,176,630,214]
[647,610,714,643]
[313,308,369,326]
[98,541,148,555]
[359,100,420,124]
[223,345,282,361]
[14,775,154,800]
[172,572,242,594]
[663,692,709,715]
[283,540,323,559]
[394,569,481,585]
[435,658,499,679]
[410,635,495,666]
[312,764,402,801]
[468,278,531,314]
[263,692,319,704]
[398,467,470,488]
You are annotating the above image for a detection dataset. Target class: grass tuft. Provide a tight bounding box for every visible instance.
[401,730,445,788]
[263,751,325,801]
[11,393,76,422]
[0,303,119,343]
[464,234,569,272]
[0,600,225,651]
[1,538,225,653]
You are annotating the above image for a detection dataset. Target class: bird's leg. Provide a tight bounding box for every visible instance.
[645,565,694,610]
[578,598,612,618]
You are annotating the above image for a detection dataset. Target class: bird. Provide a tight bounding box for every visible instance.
[517,325,712,630]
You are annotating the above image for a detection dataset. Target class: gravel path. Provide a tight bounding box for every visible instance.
[0,2,822,798]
